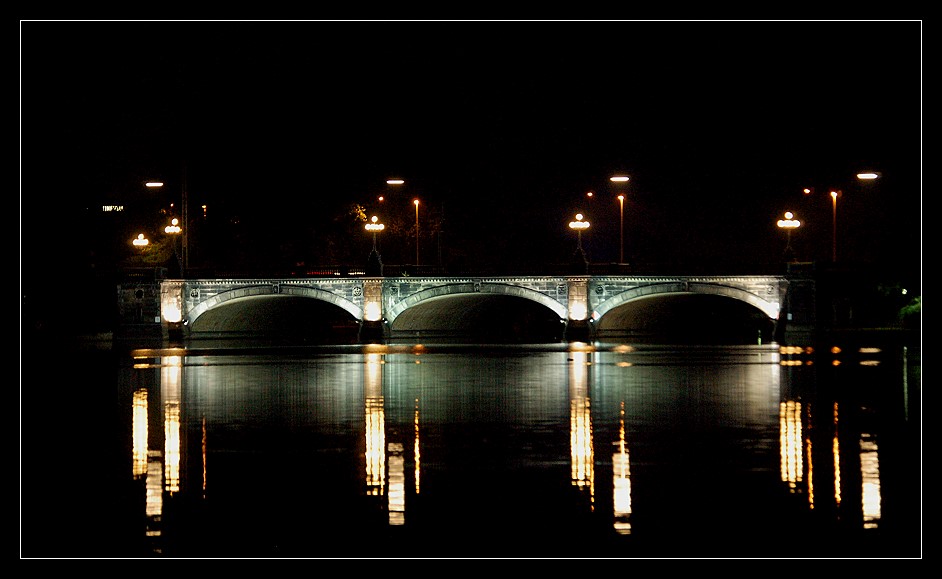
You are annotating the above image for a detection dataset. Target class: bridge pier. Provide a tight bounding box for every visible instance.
[564,319,593,342]
[358,319,387,343]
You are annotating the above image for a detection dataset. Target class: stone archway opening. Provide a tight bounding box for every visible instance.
[595,293,775,344]
[389,294,564,343]
[188,295,360,343]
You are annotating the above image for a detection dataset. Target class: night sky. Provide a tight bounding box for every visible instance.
[20,20,923,283]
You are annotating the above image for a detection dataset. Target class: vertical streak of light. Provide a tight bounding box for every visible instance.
[569,350,594,506]
[202,416,207,496]
[779,400,803,489]
[146,451,163,519]
[162,356,182,493]
[833,402,842,508]
[613,401,632,535]
[132,389,149,477]
[388,443,405,525]
[805,402,815,509]
[364,353,385,495]
[779,402,788,483]
[414,398,421,495]
[859,434,882,529]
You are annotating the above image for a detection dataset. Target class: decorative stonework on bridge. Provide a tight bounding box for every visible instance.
[143,274,791,340]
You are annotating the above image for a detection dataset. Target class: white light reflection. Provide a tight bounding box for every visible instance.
[414,398,421,495]
[833,402,842,508]
[569,349,594,507]
[132,389,149,477]
[146,450,163,518]
[779,400,803,490]
[364,352,385,496]
[201,416,208,496]
[388,442,405,525]
[146,450,164,553]
[613,401,632,535]
[806,406,815,510]
[161,356,182,493]
[859,433,882,529]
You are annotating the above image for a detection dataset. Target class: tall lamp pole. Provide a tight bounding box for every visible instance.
[610,175,629,264]
[829,190,839,262]
[414,198,420,265]
[776,211,801,262]
[147,177,187,276]
[366,215,384,252]
[617,194,625,263]
[569,213,591,269]
[804,172,879,265]
[165,217,183,275]
[365,215,384,276]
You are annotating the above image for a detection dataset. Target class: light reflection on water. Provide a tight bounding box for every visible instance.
[23,340,921,559]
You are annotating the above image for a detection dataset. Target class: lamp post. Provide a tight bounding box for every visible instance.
[776,211,801,262]
[569,213,591,269]
[365,215,384,252]
[365,215,384,276]
[132,233,149,247]
[804,172,879,264]
[414,198,420,266]
[165,217,183,276]
[617,194,625,263]
[829,190,839,262]
[147,177,188,275]
[610,175,629,264]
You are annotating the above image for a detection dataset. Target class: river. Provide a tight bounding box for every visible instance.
[20,334,921,559]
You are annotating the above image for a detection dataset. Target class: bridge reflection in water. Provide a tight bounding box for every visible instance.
[119,274,808,344]
[120,340,906,557]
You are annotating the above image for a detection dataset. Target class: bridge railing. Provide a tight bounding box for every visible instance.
[176,260,790,280]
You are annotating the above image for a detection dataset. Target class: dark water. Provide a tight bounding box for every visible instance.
[21,336,921,559]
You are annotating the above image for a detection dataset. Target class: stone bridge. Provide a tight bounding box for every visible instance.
[117,274,810,342]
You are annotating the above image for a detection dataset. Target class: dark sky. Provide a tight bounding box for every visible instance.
[20,20,923,280]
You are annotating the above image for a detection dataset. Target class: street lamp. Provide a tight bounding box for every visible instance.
[569,213,591,267]
[147,178,188,275]
[165,218,183,276]
[132,233,149,247]
[365,215,385,276]
[610,175,630,264]
[804,172,879,264]
[829,190,840,262]
[414,198,420,266]
[365,215,384,252]
[381,177,405,203]
[776,211,801,261]
[617,194,625,263]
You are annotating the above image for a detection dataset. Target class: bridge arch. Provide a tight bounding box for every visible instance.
[385,281,567,325]
[592,281,781,322]
[185,284,363,327]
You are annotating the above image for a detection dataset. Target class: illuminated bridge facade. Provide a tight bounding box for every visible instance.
[122,274,812,342]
